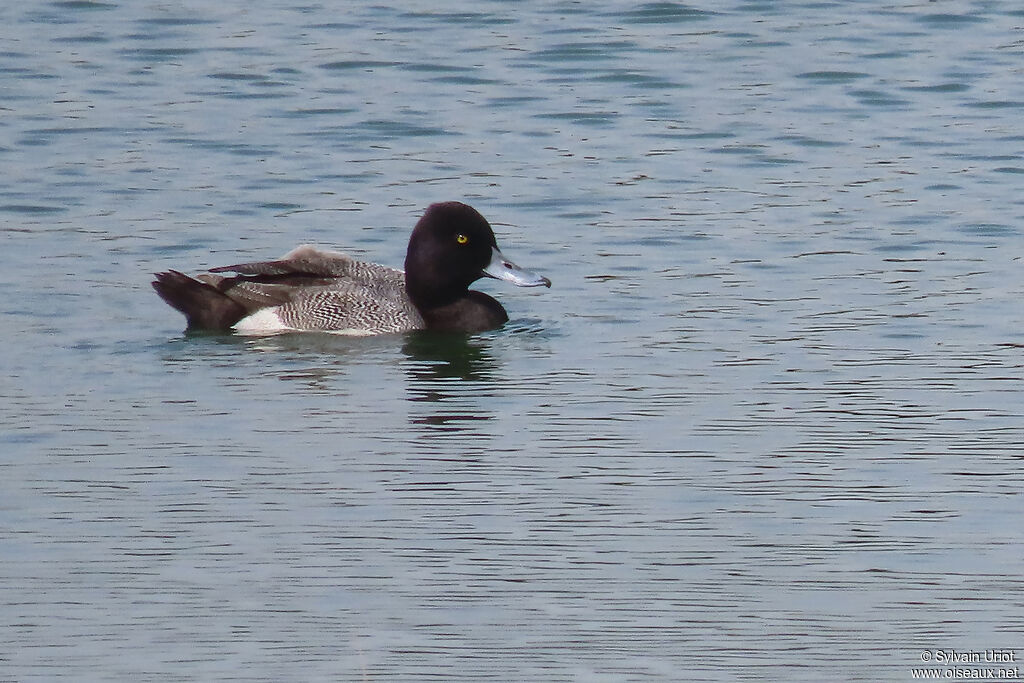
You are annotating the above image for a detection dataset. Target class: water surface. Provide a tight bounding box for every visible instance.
[2,2,1024,681]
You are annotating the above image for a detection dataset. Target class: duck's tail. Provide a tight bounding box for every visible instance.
[152,270,248,331]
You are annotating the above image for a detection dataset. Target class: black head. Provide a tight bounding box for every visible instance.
[404,202,550,332]
[404,202,500,310]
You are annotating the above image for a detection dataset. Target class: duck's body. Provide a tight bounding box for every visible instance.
[156,245,425,336]
[152,202,550,335]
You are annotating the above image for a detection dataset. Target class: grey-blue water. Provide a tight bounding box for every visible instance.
[3,2,1023,681]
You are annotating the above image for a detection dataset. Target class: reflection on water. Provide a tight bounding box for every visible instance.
[403,332,499,433]
[402,331,499,387]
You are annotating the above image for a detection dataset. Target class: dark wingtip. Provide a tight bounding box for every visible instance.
[151,270,246,331]
[151,270,191,298]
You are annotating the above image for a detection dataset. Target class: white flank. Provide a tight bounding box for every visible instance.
[233,308,294,335]
[233,308,377,336]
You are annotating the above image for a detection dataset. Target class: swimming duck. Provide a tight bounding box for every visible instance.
[152,201,551,335]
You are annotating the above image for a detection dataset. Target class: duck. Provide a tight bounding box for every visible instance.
[152,201,551,335]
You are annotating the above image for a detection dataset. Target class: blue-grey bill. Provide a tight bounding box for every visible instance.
[483,247,552,288]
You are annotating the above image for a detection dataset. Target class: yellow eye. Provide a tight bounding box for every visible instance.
[455,234,469,245]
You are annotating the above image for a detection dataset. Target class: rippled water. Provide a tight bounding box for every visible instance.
[3,2,1024,681]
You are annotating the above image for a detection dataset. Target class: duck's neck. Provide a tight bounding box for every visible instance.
[405,270,462,311]
[416,291,509,332]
